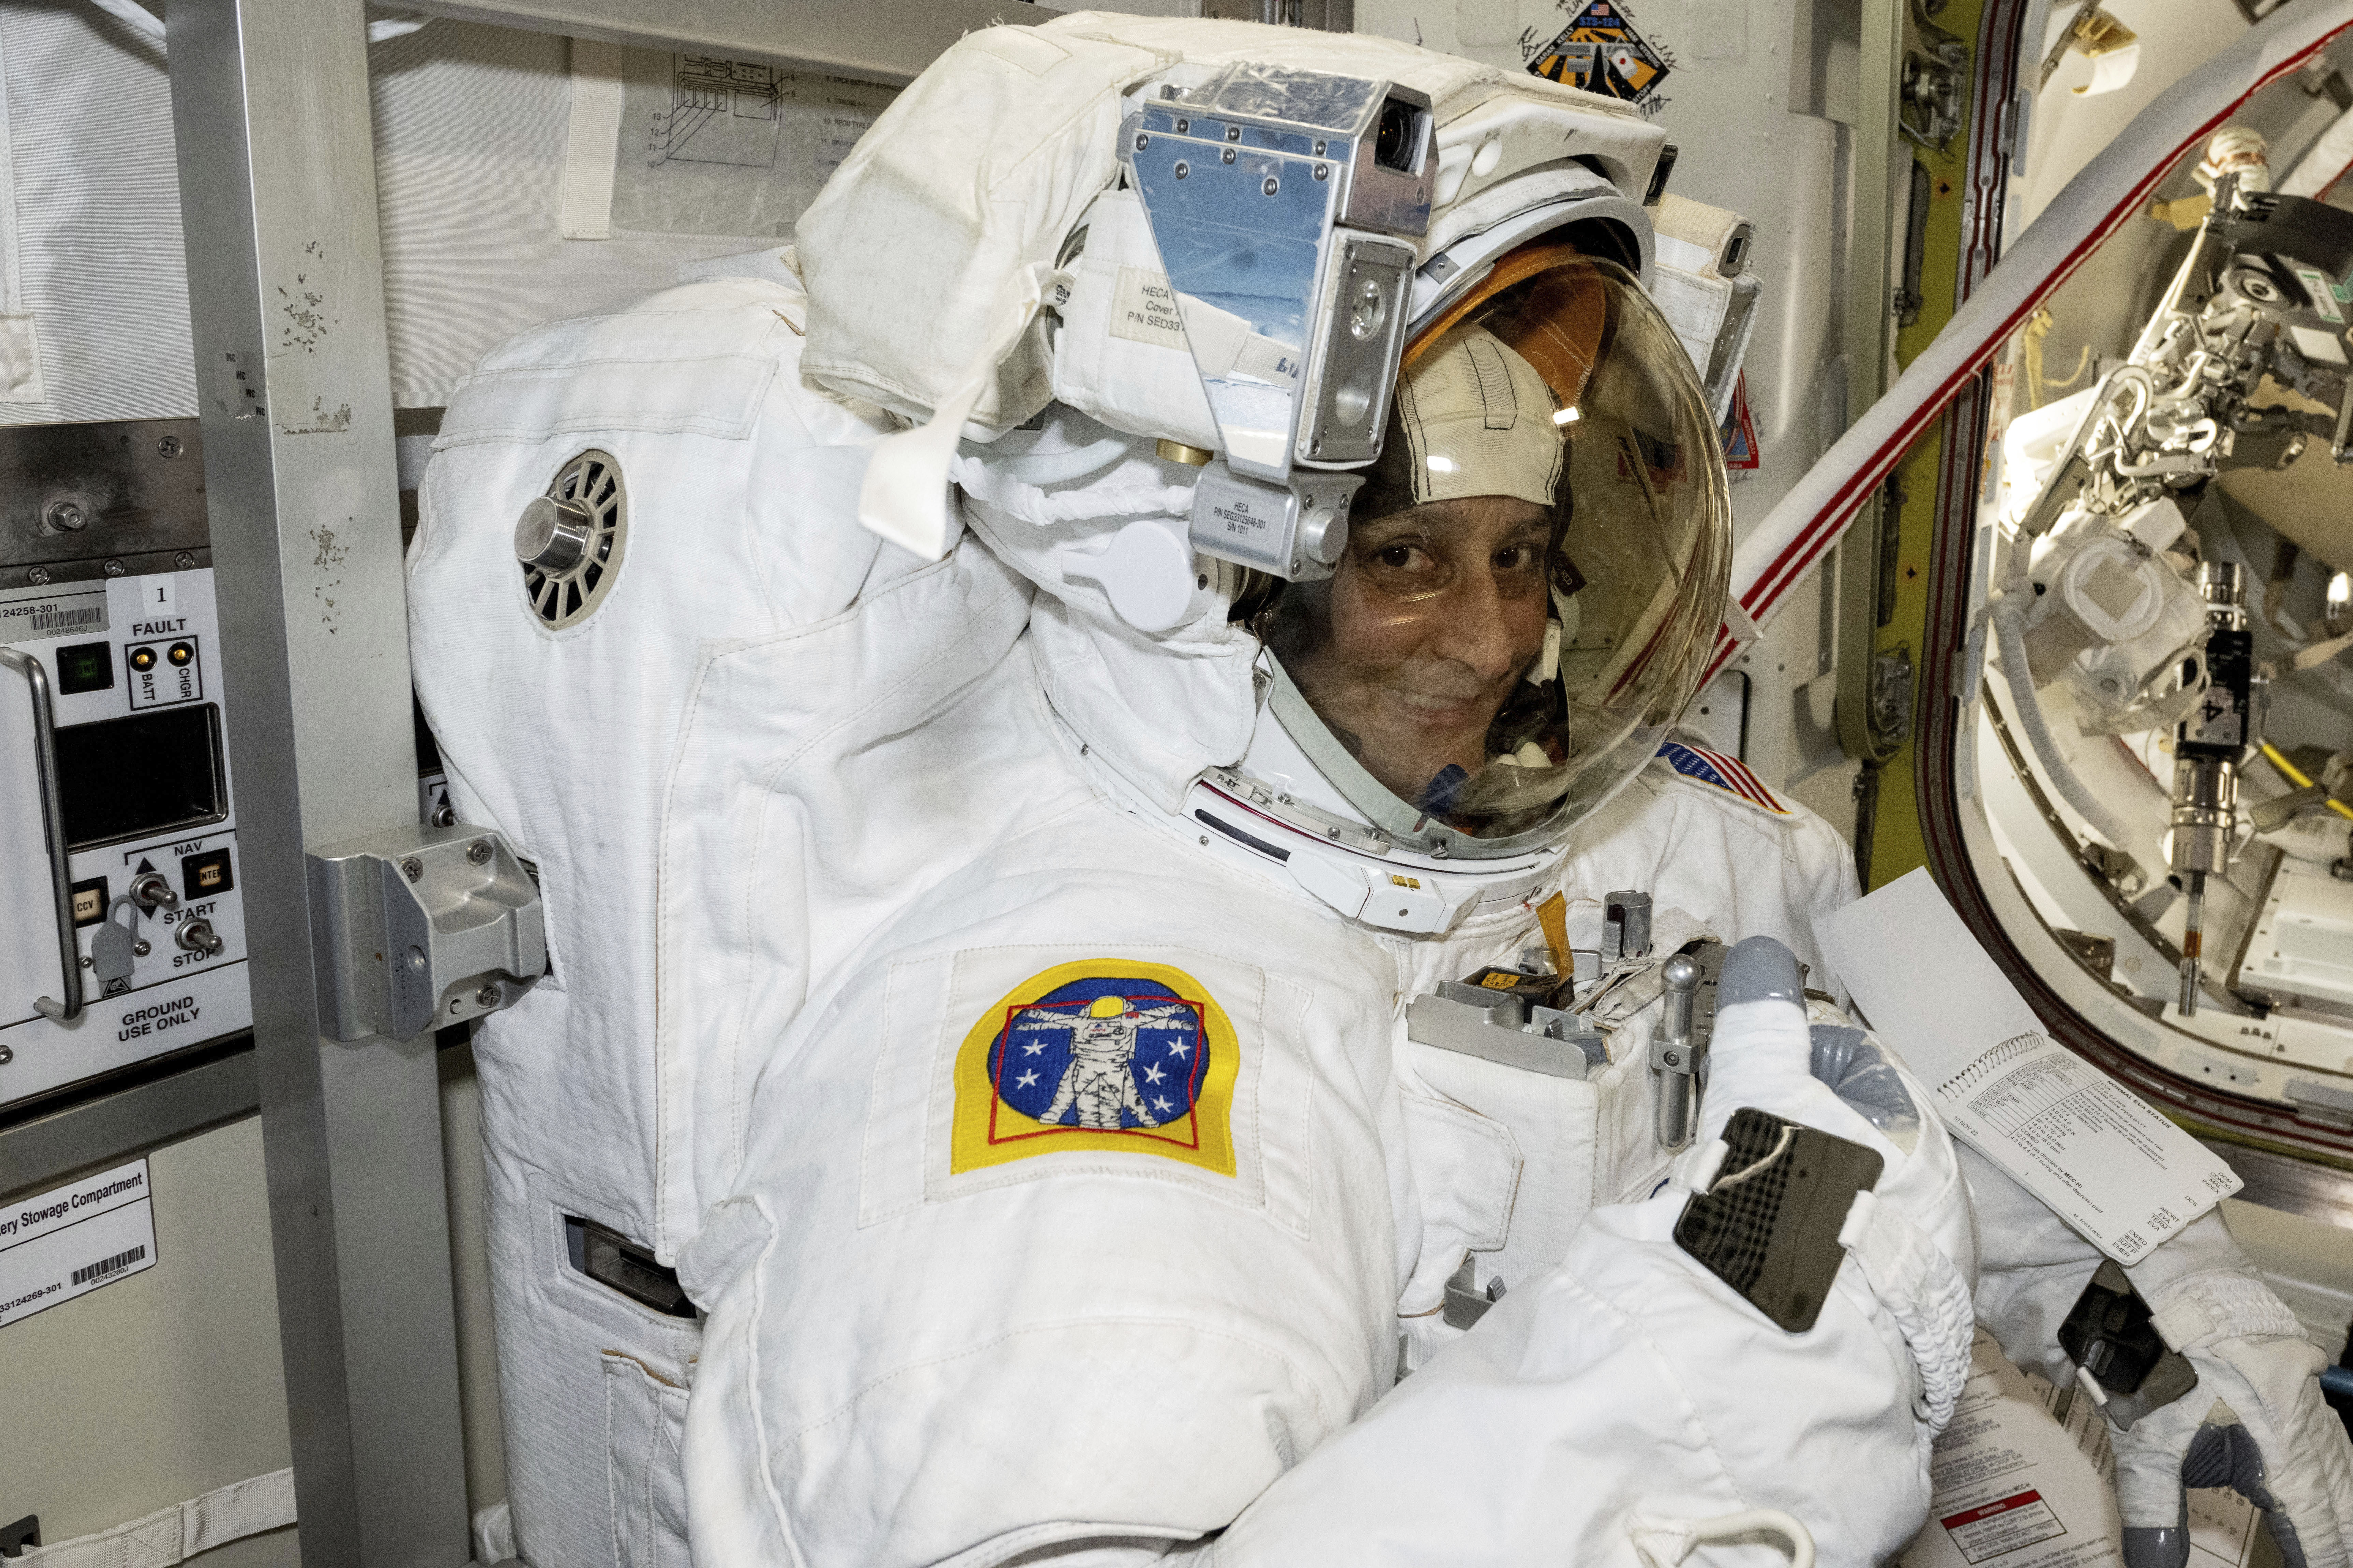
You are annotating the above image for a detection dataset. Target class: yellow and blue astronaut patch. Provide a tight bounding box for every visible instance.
[949,959,1239,1178]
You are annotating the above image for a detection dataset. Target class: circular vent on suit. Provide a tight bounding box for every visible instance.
[515,449,627,630]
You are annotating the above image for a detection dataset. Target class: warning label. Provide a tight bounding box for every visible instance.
[1941,1492,2067,1564]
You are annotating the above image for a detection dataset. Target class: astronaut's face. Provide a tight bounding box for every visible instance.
[1280,494,1552,809]
[1074,1015,1135,1050]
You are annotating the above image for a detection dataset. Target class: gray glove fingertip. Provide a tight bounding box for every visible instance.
[1719,935,1803,1007]
[2122,1524,2191,1568]
[2124,1493,2192,1568]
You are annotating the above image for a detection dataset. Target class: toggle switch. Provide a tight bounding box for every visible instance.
[174,918,225,957]
[128,871,178,912]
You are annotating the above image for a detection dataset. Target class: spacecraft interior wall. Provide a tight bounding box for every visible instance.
[0,7,784,423]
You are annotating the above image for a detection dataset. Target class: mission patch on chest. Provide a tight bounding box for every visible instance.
[950,958,1240,1177]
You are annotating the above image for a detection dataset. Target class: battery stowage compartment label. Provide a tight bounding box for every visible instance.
[0,1159,156,1329]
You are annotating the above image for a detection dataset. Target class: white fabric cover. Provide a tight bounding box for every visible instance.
[407,270,935,1568]
[672,747,1960,1567]
[1649,193,1758,425]
[1048,187,1223,451]
[794,10,1663,429]
[411,276,905,1262]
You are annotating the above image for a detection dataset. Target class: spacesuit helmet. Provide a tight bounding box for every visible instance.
[1254,241,1731,856]
[793,24,1735,863]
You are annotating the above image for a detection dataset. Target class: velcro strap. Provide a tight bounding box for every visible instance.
[21,1468,295,1567]
[2148,1271,2307,1351]
[1837,1189,1977,1431]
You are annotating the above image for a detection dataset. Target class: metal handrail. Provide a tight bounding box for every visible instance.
[0,646,83,1022]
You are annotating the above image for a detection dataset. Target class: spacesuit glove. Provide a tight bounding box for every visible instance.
[1697,936,1887,1151]
[2109,1210,2353,1568]
[1962,1151,2353,1568]
[1693,938,1978,1430]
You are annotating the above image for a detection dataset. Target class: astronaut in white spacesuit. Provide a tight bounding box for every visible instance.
[677,248,1981,1564]
[659,18,2353,1568]
[406,13,2353,1568]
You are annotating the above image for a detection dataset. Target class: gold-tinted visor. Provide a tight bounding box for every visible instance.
[1262,249,1730,853]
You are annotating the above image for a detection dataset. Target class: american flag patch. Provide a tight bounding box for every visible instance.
[1657,741,1789,816]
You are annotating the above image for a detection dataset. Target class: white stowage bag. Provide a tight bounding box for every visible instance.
[793,9,1662,432]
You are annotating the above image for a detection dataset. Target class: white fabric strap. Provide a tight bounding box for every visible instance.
[1665,1138,1729,1195]
[858,266,1052,560]
[2149,1271,2308,1352]
[560,40,625,241]
[1629,1507,1816,1568]
[947,454,1193,529]
[18,1468,295,1567]
[1837,1187,1977,1430]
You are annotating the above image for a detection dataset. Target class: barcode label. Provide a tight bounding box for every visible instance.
[72,1245,146,1286]
[30,604,103,635]
[0,1158,156,1329]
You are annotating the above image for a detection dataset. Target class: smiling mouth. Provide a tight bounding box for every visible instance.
[1384,687,1492,726]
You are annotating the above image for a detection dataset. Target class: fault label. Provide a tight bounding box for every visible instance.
[0,1159,156,1329]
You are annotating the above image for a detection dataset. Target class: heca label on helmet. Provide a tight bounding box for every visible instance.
[949,958,1240,1177]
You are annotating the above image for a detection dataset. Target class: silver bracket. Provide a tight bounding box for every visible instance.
[1441,1254,1508,1330]
[1405,980,1608,1080]
[1189,462,1361,581]
[1649,940,1727,1150]
[306,823,547,1043]
[1602,889,1654,965]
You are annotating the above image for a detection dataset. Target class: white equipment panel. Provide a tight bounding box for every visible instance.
[0,420,252,1112]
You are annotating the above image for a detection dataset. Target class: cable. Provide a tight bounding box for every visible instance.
[964,433,1138,487]
[1992,596,2140,850]
[2260,740,2353,821]
[1709,1124,1796,1193]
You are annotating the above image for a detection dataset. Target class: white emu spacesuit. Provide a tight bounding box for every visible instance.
[404,13,2353,1568]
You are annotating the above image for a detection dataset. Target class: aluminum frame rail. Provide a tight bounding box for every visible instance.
[401,0,1043,79]
[167,2,468,1563]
